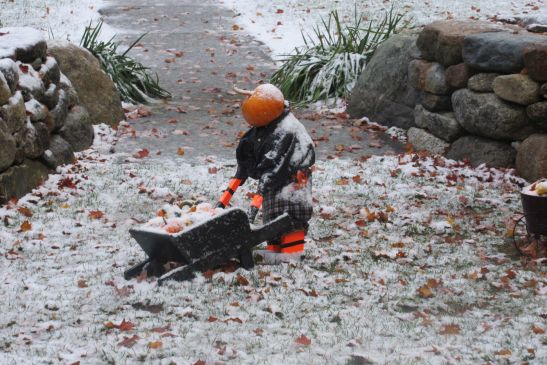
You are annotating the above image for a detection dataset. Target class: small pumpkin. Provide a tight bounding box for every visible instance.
[234,84,285,127]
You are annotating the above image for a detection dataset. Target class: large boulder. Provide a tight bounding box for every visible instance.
[0,119,16,172]
[0,91,26,134]
[407,127,449,155]
[463,32,547,73]
[347,34,421,128]
[0,73,11,105]
[416,20,503,66]
[408,60,450,95]
[0,159,50,203]
[420,92,452,112]
[59,106,94,152]
[447,135,516,168]
[38,56,61,85]
[0,58,20,93]
[451,89,536,141]
[414,105,464,142]
[47,41,124,125]
[492,74,540,106]
[526,102,547,128]
[516,134,547,181]
[0,27,47,63]
[42,135,74,169]
[445,63,473,90]
[18,121,50,159]
[523,45,547,82]
[467,73,499,93]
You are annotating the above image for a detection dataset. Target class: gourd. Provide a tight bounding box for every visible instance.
[234,84,285,127]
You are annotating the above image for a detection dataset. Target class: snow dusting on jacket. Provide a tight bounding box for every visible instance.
[235,108,315,196]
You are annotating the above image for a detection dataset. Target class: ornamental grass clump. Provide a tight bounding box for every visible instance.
[270,6,409,105]
[80,20,171,104]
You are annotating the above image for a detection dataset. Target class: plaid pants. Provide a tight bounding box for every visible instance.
[262,174,313,231]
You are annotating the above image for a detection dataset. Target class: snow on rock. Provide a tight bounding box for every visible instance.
[0,27,46,61]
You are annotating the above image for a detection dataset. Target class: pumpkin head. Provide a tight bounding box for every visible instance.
[235,84,285,127]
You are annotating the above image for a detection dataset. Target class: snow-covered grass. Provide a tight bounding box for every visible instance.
[221,0,547,56]
[0,0,117,42]
[0,127,545,364]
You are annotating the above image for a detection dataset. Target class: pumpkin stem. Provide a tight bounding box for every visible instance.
[233,85,253,96]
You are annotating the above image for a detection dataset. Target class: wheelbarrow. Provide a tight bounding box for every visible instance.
[124,208,294,285]
[513,180,547,255]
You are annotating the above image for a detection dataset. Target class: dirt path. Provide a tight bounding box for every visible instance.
[100,0,404,162]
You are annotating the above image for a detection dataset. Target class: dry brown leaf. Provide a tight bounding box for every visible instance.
[148,341,162,349]
[89,210,104,220]
[439,323,460,335]
[19,220,32,232]
[236,273,249,286]
[77,279,88,288]
[418,285,434,298]
[295,334,311,346]
[134,148,150,159]
[532,325,545,334]
[18,207,33,217]
[118,335,139,348]
[177,147,185,156]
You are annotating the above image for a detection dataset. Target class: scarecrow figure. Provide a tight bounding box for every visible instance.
[217,84,315,259]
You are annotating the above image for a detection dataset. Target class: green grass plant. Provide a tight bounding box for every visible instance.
[270,6,409,105]
[80,20,171,104]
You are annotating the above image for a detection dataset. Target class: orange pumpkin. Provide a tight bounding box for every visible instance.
[235,84,285,127]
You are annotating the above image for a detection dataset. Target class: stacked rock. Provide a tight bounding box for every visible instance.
[407,20,546,180]
[0,27,94,203]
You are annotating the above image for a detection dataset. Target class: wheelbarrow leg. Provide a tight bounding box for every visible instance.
[239,248,254,270]
[158,265,196,285]
[124,258,151,280]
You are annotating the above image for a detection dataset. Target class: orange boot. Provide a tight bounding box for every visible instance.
[279,230,305,254]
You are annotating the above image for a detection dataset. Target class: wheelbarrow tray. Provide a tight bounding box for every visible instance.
[124,208,293,283]
[520,192,547,236]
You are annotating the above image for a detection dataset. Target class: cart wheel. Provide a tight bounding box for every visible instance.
[513,215,530,254]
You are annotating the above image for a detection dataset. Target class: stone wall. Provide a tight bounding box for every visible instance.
[0,27,95,203]
[348,20,547,182]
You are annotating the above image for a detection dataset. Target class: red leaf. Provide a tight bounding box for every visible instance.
[89,210,104,219]
[18,207,33,217]
[194,361,206,365]
[295,334,311,346]
[134,149,150,159]
[118,319,135,331]
[118,334,139,348]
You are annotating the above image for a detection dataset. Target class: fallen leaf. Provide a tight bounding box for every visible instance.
[118,335,139,348]
[439,323,460,335]
[532,325,544,334]
[89,210,104,220]
[495,349,512,356]
[17,207,33,217]
[236,273,249,286]
[418,285,434,298]
[134,149,150,159]
[426,279,440,289]
[19,220,32,232]
[77,279,88,288]
[207,316,218,322]
[295,334,311,346]
[177,147,185,156]
[148,341,162,349]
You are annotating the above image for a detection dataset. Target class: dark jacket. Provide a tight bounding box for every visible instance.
[235,109,315,195]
